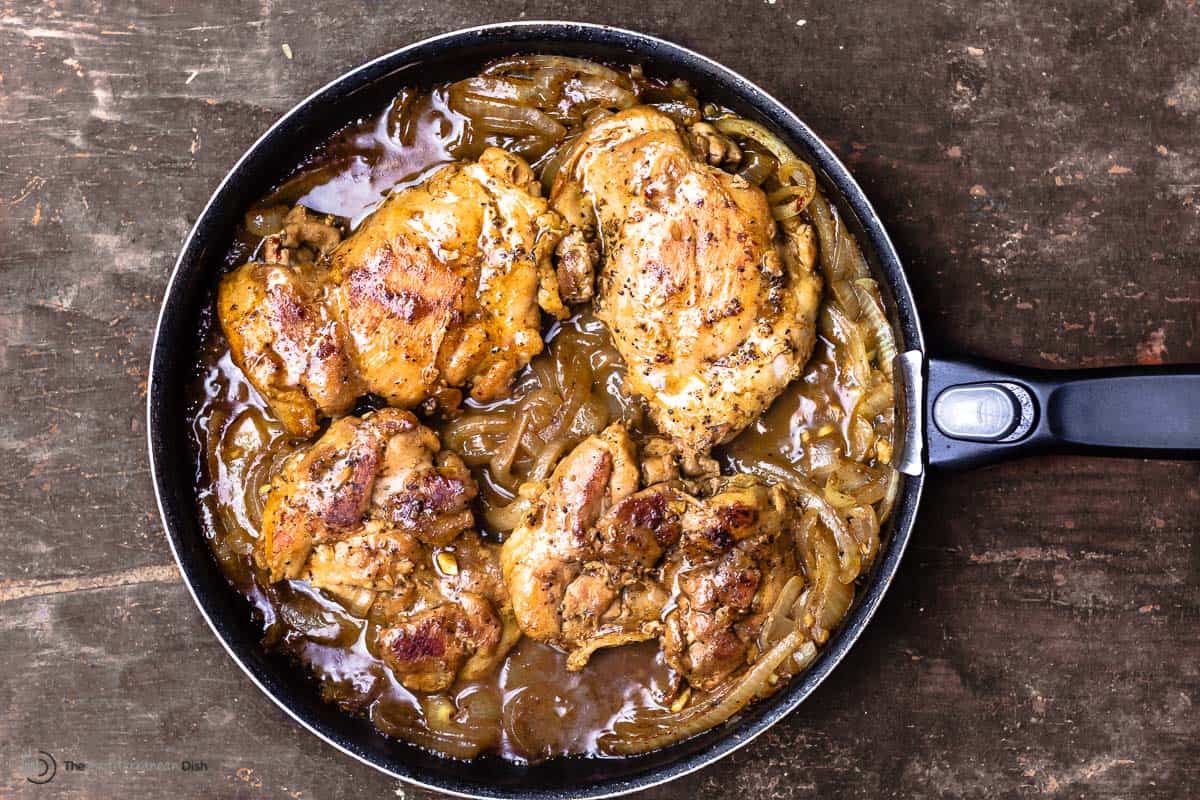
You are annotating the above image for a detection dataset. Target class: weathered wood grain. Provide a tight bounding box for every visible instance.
[1,0,1197,797]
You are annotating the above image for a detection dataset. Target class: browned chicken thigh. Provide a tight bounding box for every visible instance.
[218,260,362,438]
[502,425,801,683]
[500,424,678,668]
[550,107,821,454]
[659,476,798,691]
[256,408,516,692]
[329,147,568,408]
[219,148,567,437]
[259,408,476,581]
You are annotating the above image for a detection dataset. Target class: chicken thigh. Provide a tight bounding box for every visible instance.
[256,408,516,692]
[259,408,476,582]
[219,148,568,437]
[659,476,798,691]
[550,107,821,454]
[500,424,677,668]
[501,424,801,683]
[218,260,362,438]
[329,147,569,408]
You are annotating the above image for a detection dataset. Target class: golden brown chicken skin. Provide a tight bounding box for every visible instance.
[258,408,476,582]
[256,408,517,692]
[219,148,567,437]
[501,427,800,686]
[659,476,798,691]
[500,424,677,669]
[550,107,821,455]
[217,261,362,438]
[329,146,568,408]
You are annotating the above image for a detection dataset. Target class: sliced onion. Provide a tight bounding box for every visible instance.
[739,459,861,585]
[808,191,843,283]
[846,504,880,567]
[608,629,806,755]
[453,76,543,104]
[452,94,566,139]
[878,468,900,523]
[805,436,841,479]
[758,575,805,651]
[484,496,534,533]
[830,278,863,321]
[528,439,570,481]
[791,478,861,584]
[483,55,630,87]
[858,379,894,420]
[713,117,799,165]
[821,304,871,391]
[569,75,637,108]
[799,522,856,639]
[737,148,776,186]
[854,279,898,377]
[489,414,530,489]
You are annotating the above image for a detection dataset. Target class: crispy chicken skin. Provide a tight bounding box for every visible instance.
[256,408,513,692]
[219,148,567,436]
[501,427,800,685]
[550,106,821,454]
[369,531,521,692]
[259,408,476,582]
[218,261,362,438]
[329,146,568,408]
[376,591,506,693]
[659,476,798,691]
[500,424,677,668]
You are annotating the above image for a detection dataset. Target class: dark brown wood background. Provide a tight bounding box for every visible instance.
[2,1,1197,797]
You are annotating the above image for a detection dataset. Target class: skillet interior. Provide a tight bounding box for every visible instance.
[148,22,926,799]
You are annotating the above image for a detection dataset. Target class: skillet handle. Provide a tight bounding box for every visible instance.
[926,356,1200,469]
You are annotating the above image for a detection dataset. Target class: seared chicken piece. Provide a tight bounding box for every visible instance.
[218,261,362,438]
[376,591,506,692]
[557,483,687,668]
[305,526,424,615]
[550,107,821,454]
[501,426,801,683]
[501,424,674,668]
[659,476,798,691]
[257,408,517,691]
[328,146,568,408]
[258,408,476,582]
[220,148,568,436]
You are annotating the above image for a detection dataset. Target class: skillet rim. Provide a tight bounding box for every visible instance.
[147,20,927,799]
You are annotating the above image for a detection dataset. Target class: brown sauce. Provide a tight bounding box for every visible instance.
[186,61,897,762]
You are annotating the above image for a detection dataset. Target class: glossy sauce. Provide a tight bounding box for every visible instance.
[186,72,892,762]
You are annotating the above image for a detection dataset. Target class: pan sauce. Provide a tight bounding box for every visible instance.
[187,59,898,761]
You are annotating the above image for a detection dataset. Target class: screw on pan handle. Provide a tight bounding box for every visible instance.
[924,356,1200,469]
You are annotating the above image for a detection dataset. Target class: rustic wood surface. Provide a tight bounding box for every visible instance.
[2,1,1198,797]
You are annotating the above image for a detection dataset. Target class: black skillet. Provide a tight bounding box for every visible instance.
[146,21,1200,799]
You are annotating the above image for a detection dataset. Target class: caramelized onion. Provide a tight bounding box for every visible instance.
[854,278,898,377]
[758,575,806,651]
[797,515,855,641]
[452,93,566,139]
[483,55,630,86]
[609,630,811,755]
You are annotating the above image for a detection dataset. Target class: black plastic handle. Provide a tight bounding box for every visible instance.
[926,356,1200,469]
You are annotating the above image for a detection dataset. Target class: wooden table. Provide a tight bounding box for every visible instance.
[2,1,1197,797]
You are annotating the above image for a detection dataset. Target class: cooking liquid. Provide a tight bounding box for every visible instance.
[186,81,884,761]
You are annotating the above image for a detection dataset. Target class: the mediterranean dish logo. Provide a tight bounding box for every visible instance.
[23,750,56,785]
[18,750,209,784]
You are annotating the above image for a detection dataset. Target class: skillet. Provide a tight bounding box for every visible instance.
[147,21,1200,799]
